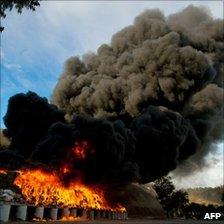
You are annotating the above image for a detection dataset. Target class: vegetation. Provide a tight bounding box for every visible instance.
[154,176,189,218]
[184,202,224,220]
[0,0,41,31]
[154,176,224,219]
[187,186,224,206]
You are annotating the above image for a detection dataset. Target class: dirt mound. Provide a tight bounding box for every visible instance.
[112,183,166,218]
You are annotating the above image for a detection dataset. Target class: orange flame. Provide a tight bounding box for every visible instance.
[72,140,94,159]
[13,168,125,212]
[0,169,7,175]
[60,165,70,174]
[60,216,82,221]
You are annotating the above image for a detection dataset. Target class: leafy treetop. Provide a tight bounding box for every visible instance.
[0,0,41,31]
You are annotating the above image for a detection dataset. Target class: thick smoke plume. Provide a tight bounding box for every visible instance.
[52,5,223,177]
[53,6,223,119]
[1,6,223,185]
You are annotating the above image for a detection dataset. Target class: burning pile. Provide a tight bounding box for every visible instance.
[0,5,223,214]
[14,168,124,211]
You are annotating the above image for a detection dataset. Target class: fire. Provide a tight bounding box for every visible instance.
[13,168,125,211]
[72,140,94,159]
[60,165,70,174]
[0,169,7,175]
[60,216,81,221]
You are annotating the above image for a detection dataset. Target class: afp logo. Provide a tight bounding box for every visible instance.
[204,213,222,219]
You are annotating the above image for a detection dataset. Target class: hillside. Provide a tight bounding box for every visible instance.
[186,186,223,206]
[109,183,166,218]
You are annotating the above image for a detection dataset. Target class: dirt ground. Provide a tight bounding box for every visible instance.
[9,219,224,224]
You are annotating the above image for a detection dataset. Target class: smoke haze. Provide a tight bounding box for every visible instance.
[1,5,223,185]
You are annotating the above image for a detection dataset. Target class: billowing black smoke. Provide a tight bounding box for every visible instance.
[0,91,65,169]
[1,92,201,184]
[0,5,223,184]
[32,116,137,184]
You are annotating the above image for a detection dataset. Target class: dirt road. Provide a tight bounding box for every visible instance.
[9,219,224,224]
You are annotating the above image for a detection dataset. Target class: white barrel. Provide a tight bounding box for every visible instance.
[107,211,113,219]
[101,210,106,219]
[44,207,58,220]
[0,204,11,222]
[88,210,94,220]
[81,209,88,219]
[26,206,35,221]
[50,208,58,220]
[123,211,128,219]
[112,211,116,219]
[114,211,118,219]
[70,208,77,217]
[62,207,70,217]
[95,210,101,219]
[34,206,44,219]
[15,205,27,221]
[118,212,123,219]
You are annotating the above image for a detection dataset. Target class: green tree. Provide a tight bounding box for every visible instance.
[154,176,175,200]
[154,176,189,218]
[170,190,189,217]
[0,0,41,31]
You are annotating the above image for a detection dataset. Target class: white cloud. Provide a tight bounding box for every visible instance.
[0,49,4,59]
[4,63,22,70]
[171,143,224,189]
[1,55,34,91]
[38,1,223,54]
[2,1,222,66]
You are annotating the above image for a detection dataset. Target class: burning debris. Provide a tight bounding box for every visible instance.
[0,170,7,175]
[0,189,24,204]
[0,5,223,220]
[13,168,124,211]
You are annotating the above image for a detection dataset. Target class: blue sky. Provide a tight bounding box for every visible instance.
[0,1,223,187]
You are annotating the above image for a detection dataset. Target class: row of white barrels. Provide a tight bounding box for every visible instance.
[0,204,128,222]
